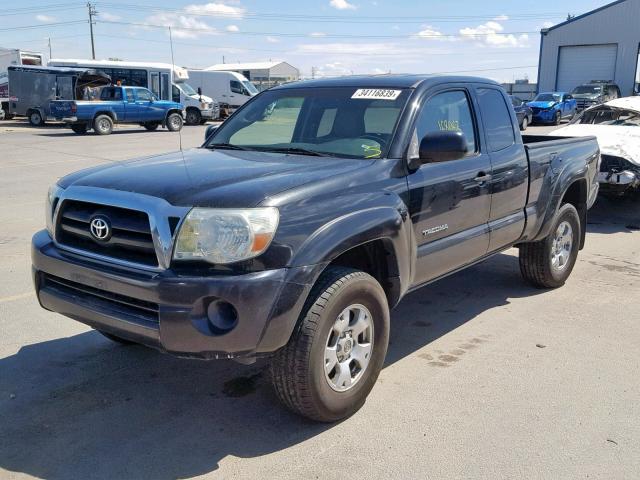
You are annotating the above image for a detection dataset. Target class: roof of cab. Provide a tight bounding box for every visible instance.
[272,74,501,90]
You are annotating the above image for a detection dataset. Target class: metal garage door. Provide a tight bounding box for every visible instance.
[556,44,618,92]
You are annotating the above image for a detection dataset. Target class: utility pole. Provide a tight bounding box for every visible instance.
[87,2,97,59]
[48,37,52,59]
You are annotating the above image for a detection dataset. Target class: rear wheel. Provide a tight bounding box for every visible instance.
[270,267,390,422]
[166,112,183,132]
[28,109,45,127]
[519,203,581,288]
[185,108,201,126]
[143,122,159,131]
[71,124,88,134]
[93,114,113,135]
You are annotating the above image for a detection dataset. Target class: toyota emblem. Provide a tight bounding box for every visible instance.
[89,215,111,241]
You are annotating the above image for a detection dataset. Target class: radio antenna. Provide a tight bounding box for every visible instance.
[168,26,183,152]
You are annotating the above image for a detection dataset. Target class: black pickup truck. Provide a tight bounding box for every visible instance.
[32,75,599,422]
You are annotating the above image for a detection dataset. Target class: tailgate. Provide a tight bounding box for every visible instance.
[49,100,76,118]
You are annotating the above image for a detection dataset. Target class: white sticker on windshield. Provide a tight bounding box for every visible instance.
[351,89,402,100]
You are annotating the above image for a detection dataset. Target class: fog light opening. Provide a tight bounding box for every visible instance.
[207,300,238,334]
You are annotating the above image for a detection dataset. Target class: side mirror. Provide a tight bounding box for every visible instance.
[412,131,468,168]
[197,87,202,96]
[205,124,219,141]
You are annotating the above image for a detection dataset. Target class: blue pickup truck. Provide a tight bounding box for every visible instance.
[527,92,577,125]
[50,86,185,135]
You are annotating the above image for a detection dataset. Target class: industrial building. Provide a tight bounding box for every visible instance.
[205,61,300,90]
[537,0,640,96]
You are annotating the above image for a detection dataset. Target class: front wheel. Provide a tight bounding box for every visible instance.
[520,116,528,131]
[185,108,201,125]
[554,111,562,125]
[519,203,581,288]
[166,113,183,132]
[270,267,390,422]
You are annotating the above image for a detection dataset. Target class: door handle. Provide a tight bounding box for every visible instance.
[474,172,492,184]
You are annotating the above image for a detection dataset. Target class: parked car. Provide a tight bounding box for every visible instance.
[528,92,577,125]
[49,86,184,135]
[33,75,599,422]
[571,81,621,111]
[554,96,640,196]
[509,95,533,130]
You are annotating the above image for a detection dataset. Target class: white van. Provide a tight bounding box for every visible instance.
[187,70,258,115]
[48,59,219,124]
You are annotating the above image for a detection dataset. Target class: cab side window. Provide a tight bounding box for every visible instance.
[136,89,152,102]
[413,90,477,157]
[125,88,135,102]
[230,80,243,94]
[477,88,515,152]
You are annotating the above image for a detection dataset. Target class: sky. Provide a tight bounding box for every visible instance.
[1,0,614,83]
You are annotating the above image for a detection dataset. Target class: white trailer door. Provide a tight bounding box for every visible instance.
[556,44,618,92]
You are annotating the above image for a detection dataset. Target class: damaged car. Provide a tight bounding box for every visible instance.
[554,97,640,196]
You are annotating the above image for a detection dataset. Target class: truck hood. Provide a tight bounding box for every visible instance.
[571,93,600,100]
[552,124,640,166]
[528,101,557,109]
[58,148,374,207]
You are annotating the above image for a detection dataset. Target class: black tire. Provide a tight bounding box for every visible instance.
[185,108,201,126]
[519,203,581,289]
[98,330,136,345]
[143,122,159,131]
[71,124,88,134]
[93,114,113,135]
[520,116,528,131]
[28,109,44,127]
[270,266,390,422]
[166,112,183,132]
[554,111,562,125]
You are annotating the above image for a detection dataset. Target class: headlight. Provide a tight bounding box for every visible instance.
[46,184,63,235]
[173,207,279,264]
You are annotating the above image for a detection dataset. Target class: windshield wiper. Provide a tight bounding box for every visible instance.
[255,147,327,157]
[206,143,250,151]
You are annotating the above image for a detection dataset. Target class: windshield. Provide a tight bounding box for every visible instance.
[206,87,411,159]
[534,93,561,102]
[572,85,602,94]
[242,81,258,95]
[178,82,198,96]
[571,106,640,126]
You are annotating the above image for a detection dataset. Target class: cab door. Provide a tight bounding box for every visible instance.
[407,87,492,286]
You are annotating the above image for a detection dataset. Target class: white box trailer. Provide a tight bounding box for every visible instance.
[48,59,219,124]
[0,48,44,119]
[187,70,257,115]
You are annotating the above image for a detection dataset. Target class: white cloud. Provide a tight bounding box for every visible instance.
[99,12,121,21]
[541,21,555,29]
[315,62,353,77]
[226,24,239,32]
[493,14,509,21]
[36,14,56,22]
[146,12,217,39]
[414,25,447,41]
[329,0,356,10]
[459,20,528,47]
[309,32,327,37]
[265,36,279,43]
[184,2,245,18]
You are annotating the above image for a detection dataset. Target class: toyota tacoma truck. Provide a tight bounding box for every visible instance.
[33,75,600,422]
[50,86,184,135]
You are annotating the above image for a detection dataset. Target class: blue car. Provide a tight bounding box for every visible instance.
[527,92,577,125]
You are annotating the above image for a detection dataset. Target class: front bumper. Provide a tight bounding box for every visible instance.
[532,109,557,123]
[200,107,219,120]
[32,230,314,359]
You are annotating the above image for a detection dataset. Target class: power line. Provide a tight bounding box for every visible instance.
[96,19,538,39]
[0,20,87,32]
